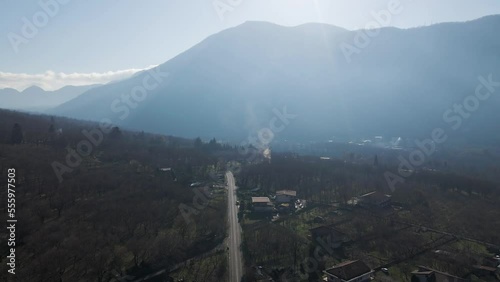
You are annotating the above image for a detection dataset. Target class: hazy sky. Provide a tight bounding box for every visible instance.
[1,0,499,90]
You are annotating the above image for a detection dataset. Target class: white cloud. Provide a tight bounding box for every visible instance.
[0,65,158,91]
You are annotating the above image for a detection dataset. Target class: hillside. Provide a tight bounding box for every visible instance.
[51,16,500,144]
[0,109,230,281]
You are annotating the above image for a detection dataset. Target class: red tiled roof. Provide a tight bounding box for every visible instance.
[252,197,271,203]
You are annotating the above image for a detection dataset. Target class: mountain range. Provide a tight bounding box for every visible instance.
[49,15,500,145]
[0,84,100,112]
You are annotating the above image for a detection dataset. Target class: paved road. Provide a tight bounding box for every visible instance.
[226,171,243,282]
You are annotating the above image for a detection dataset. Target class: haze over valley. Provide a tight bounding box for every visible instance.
[1,2,500,282]
[4,16,500,146]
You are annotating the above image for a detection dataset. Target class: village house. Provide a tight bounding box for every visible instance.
[275,190,297,204]
[482,256,500,268]
[411,266,470,282]
[472,265,498,278]
[472,256,500,278]
[358,191,391,208]
[251,197,274,212]
[323,260,372,282]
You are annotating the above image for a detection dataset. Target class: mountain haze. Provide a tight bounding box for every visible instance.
[0,84,100,111]
[52,16,500,144]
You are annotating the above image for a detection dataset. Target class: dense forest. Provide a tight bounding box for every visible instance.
[0,109,230,282]
[1,109,499,282]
